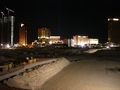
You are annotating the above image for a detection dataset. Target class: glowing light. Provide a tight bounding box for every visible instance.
[49,41,52,44]
[21,23,24,27]
[14,44,18,47]
[6,44,10,48]
[26,57,29,60]
[42,41,45,44]
[45,37,49,39]
[110,44,113,47]
[113,18,119,21]
[80,43,85,47]
[22,44,25,46]
[83,36,87,38]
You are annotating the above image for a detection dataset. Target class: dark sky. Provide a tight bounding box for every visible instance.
[1,0,120,43]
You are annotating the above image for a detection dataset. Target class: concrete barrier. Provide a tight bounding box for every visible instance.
[0,58,57,81]
[4,57,70,90]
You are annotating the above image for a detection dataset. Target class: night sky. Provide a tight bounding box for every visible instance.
[1,0,120,43]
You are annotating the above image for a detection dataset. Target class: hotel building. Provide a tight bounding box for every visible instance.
[19,22,27,46]
[68,35,99,47]
[108,18,120,43]
[38,27,51,44]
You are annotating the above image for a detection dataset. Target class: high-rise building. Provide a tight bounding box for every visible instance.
[0,16,15,46]
[108,18,120,43]
[38,28,51,44]
[19,22,27,46]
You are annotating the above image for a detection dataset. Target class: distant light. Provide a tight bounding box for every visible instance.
[6,44,10,48]
[106,46,110,49]
[110,44,113,47]
[108,19,110,21]
[42,41,45,44]
[26,57,29,60]
[83,36,87,38]
[21,23,24,27]
[80,43,85,47]
[1,44,3,46]
[60,40,63,44]
[113,18,119,21]
[45,37,49,39]
[49,41,52,44]
[14,44,18,47]
[31,57,33,59]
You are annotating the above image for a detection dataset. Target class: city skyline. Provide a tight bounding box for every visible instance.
[1,0,120,43]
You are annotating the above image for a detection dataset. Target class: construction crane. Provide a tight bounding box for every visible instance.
[0,11,5,16]
[5,7,14,14]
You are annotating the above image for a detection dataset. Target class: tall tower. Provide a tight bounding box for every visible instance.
[0,16,15,46]
[108,18,120,43]
[38,27,51,44]
[19,22,27,46]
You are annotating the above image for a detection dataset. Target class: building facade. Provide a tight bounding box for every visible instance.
[72,35,99,47]
[19,22,27,46]
[73,35,89,46]
[0,16,15,46]
[89,38,99,44]
[38,28,51,44]
[108,18,120,43]
[68,39,74,47]
[49,36,60,44]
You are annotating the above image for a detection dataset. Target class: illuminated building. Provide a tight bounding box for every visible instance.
[63,38,68,44]
[89,39,99,44]
[73,35,89,46]
[68,39,74,47]
[72,35,99,47]
[49,36,60,44]
[19,22,27,46]
[0,16,15,46]
[108,18,120,43]
[38,28,51,44]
